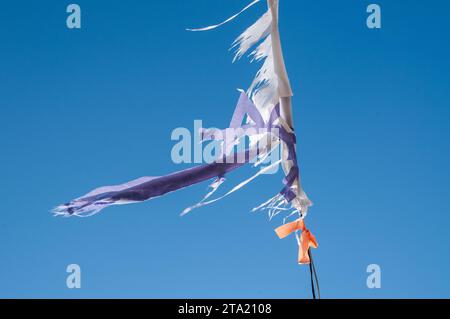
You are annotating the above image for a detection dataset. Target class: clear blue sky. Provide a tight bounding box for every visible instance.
[1,0,449,298]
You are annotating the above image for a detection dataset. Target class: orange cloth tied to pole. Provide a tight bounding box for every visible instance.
[275,219,318,264]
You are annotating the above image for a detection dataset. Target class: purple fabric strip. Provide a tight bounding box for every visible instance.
[108,160,247,202]
[201,93,300,204]
[57,153,250,216]
[54,92,300,216]
[230,92,265,128]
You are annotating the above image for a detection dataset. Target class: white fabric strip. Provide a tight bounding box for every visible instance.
[187,0,262,31]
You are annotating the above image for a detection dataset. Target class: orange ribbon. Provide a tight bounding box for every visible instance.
[275,219,318,264]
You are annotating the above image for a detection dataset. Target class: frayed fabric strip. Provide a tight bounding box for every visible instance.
[54,92,300,219]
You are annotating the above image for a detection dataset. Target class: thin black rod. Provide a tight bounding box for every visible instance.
[308,250,316,299]
[308,249,321,299]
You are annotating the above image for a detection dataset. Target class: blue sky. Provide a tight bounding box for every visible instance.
[0,0,449,298]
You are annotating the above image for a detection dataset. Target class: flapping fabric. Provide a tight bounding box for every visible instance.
[53,93,278,217]
[54,0,319,298]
